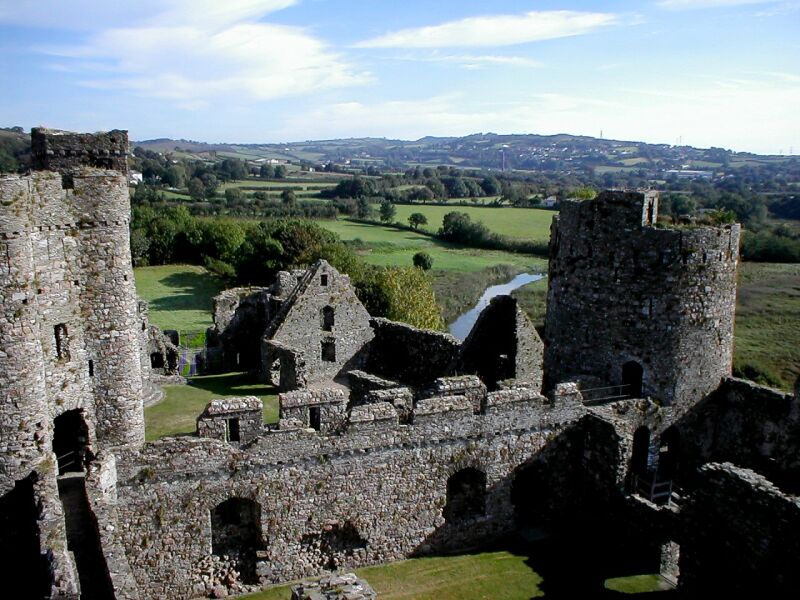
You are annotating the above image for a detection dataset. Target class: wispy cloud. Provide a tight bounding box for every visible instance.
[355,10,620,48]
[30,1,369,106]
[396,53,542,70]
[657,0,777,10]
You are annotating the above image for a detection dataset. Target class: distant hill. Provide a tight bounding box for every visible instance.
[134,132,790,174]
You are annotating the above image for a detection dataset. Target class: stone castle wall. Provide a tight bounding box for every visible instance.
[544,191,740,415]
[109,387,584,599]
[0,169,143,492]
[31,128,129,175]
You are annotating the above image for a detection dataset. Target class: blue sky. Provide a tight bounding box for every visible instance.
[1,0,798,153]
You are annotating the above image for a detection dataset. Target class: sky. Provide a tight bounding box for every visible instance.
[1,0,798,154]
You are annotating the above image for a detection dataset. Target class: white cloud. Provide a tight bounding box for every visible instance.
[32,1,370,105]
[355,10,619,48]
[657,0,777,10]
[396,53,542,70]
[0,0,298,30]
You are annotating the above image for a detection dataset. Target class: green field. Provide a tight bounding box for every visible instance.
[242,551,545,600]
[316,219,547,273]
[390,205,554,241]
[144,372,279,441]
[734,262,800,389]
[134,265,227,338]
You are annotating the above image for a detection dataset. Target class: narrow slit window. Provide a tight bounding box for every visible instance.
[88,360,94,377]
[226,418,240,442]
[309,406,321,431]
[54,324,70,361]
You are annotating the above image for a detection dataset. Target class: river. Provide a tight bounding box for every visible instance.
[448,272,545,340]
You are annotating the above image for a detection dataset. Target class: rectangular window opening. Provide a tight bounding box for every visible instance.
[88,360,94,377]
[320,274,329,286]
[226,418,240,442]
[309,406,321,431]
[321,339,336,362]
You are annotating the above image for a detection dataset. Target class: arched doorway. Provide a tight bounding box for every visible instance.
[211,498,263,583]
[52,410,90,475]
[444,468,486,523]
[622,361,644,398]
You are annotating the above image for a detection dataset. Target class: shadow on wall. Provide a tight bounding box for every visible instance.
[148,271,223,313]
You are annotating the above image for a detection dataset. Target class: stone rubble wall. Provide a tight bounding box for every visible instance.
[197,397,264,444]
[31,128,129,176]
[365,318,461,386]
[270,262,374,385]
[674,377,800,490]
[347,370,401,406]
[111,388,585,599]
[206,287,272,373]
[544,191,740,416]
[279,388,348,434]
[263,339,307,391]
[0,170,143,492]
[680,462,800,594]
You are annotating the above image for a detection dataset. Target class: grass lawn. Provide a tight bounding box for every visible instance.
[390,205,554,241]
[134,265,227,338]
[734,262,800,389]
[242,551,545,600]
[316,219,546,273]
[145,372,279,441]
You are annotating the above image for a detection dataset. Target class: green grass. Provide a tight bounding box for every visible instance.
[604,574,671,593]
[221,180,336,190]
[145,372,279,441]
[243,551,544,600]
[390,205,554,241]
[316,220,546,273]
[134,265,227,338]
[734,262,800,389]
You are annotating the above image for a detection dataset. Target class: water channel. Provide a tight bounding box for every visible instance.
[448,272,545,340]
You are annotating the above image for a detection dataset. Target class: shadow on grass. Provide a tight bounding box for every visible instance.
[148,271,225,313]
[187,372,277,398]
[511,533,677,598]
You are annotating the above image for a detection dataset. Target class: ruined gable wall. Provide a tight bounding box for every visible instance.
[544,191,740,415]
[112,390,585,599]
[272,263,373,384]
[0,170,143,492]
[365,318,460,386]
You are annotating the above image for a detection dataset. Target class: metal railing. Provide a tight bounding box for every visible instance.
[580,384,633,405]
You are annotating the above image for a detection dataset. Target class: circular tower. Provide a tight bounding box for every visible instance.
[543,191,740,416]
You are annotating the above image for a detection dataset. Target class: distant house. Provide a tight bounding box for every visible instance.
[541,196,559,208]
[664,169,713,180]
[129,170,143,185]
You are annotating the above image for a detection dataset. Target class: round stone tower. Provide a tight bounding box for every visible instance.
[543,190,740,416]
[0,166,143,491]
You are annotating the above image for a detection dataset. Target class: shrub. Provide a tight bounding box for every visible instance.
[413,251,433,271]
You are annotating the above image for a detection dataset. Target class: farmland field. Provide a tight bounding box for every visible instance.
[316,219,547,273]
[389,205,554,241]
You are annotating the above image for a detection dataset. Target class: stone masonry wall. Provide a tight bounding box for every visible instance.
[544,191,740,415]
[31,128,129,175]
[112,388,585,599]
[365,318,460,386]
[0,170,144,493]
[269,261,373,385]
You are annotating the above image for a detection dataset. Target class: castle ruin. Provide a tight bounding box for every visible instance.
[0,130,798,599]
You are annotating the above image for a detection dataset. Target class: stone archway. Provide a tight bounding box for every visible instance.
[444,467,487,523]
[210,498,263,584]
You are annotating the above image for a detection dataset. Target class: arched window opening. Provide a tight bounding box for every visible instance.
[321,305,335,332]
[622,361,644,398]
[53,410,91,475]
[211,498,263,584]
[444,467,486,523]
[300,521,367,571]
